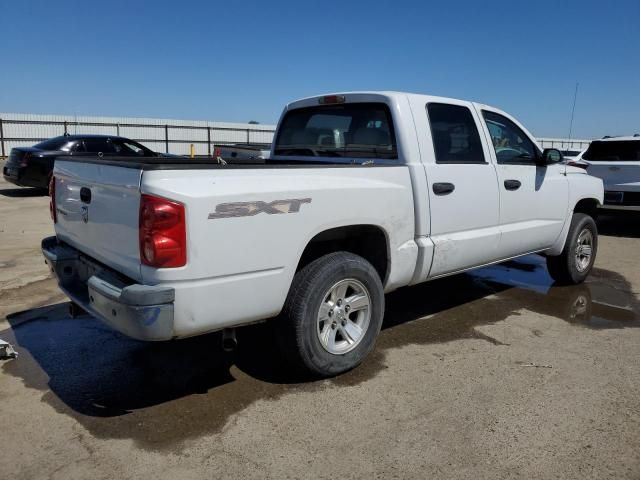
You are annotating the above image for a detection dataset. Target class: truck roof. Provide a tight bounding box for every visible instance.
[286,90,492,110]
[47,134,140,141]
[283,90,535,151]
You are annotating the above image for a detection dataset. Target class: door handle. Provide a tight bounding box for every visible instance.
[432,182,455,195]
[504,179,521,191]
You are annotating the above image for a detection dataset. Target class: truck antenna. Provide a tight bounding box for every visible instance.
[568,82,579,141]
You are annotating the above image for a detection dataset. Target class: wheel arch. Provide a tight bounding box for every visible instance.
[295,224,390,284]
[573,197,600,218]
[548,196,601,256]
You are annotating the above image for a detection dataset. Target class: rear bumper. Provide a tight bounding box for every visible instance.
[598,205,640,212]
[599,190,640,211]
[42,236,175,340]
[3,165,46,188]
[3,165,23,186]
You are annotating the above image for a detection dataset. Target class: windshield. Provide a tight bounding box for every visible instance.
[274,103,397,159]
[583,140,640,161]
[33,136,72,151]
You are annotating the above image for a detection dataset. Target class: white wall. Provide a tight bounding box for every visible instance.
[537,137,591,151]
[0,112,276,157]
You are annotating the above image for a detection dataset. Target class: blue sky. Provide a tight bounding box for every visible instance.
[1,0,638,138]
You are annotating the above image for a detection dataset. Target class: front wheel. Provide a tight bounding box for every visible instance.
[546,213,598,284]
[279,252,384,377]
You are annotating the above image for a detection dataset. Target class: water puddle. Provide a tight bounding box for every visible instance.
[1,255,637,450]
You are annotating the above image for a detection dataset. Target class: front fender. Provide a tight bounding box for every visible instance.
[547,174,603,255]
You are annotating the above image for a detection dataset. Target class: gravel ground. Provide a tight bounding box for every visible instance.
[0,174,638,479]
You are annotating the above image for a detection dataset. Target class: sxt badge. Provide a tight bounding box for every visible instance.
[209,198,311,220]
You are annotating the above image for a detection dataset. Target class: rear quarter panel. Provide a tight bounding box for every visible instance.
[140,166,417,336]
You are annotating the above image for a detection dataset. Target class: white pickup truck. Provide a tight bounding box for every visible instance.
[43,91,604,377]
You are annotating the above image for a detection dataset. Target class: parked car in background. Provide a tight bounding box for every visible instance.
[2,135,159,190]
[43,91,603,377]
[214,143,271,162]
[571,136,640,212]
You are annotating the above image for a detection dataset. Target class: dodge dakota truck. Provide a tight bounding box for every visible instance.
[42,91,604,377]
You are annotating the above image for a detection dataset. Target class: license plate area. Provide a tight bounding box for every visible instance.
[77,255,104,283]
[604,191,624,204]
[77,253,132,289]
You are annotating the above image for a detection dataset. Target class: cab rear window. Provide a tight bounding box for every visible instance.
[274,103,397,159]
[583,141,640,161]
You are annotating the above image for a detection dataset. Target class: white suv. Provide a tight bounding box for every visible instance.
[573,136,640,211]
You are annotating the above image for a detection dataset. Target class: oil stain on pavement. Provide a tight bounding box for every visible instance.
[2,255,638,451]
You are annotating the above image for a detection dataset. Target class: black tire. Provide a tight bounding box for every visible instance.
[279,252,384,378]
[546,213,598,285]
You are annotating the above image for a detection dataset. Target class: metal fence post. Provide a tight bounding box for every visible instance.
[164,125,169,154]
[246,128,250,144]
[116,123,120,136]
[0,118,5,159]
[207,126,211,156]
[64,121,68,135]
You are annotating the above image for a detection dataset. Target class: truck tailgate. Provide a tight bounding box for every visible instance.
[53,160,143,282]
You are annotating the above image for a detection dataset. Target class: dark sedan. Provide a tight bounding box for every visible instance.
[2,135,158,189]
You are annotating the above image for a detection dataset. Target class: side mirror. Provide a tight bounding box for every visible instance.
[539,148,563,165]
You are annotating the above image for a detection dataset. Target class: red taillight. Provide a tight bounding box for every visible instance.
[49,175,57,223]
[139,194,186,268]
[567,161,589,170]
[19,152,31,167]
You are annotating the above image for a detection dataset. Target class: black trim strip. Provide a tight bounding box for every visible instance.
[434,160,489,165]
[55,156,405,171]
[496,160,538,166]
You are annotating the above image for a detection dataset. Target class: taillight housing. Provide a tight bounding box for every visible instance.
[49,175,57,223]
[19,152,31,167]
[139,194,186,268]
[567,160,589,170]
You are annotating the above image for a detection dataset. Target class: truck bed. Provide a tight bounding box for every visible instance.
[50,155,417,338]
[57,155,396,170]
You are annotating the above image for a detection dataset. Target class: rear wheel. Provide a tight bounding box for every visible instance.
[547,213,598,284]
[280,252,384,377]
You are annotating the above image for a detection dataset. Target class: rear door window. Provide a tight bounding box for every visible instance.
[83,138,115,154]
[426,103,486,164]
[71,141,86,153]
[274,103,397,159]
[582,141,640,161]
[113,140,146,156]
